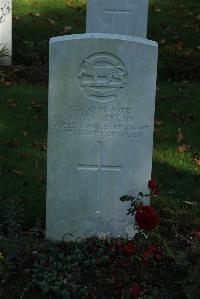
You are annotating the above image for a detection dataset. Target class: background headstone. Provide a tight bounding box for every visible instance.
[46,33,158,241]
[0,0,12,65]
[86,0,148,38]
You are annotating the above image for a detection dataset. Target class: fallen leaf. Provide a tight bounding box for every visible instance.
[46,18,56,25]
[196,14,200,21]
[23,131,28,137]
[178,144,190,153]
[7,138,20,148]
[32,101,43,112]
[4,81,12,87]
[176,128,184,144]
[63,25,72,33]
[192,231,200,238]
[194,158,200,167]
[159,38,166,44]
[154,120,163,127]
[66,0,75,8]
[184,201,198,206]
[40,144,47,151]
[13,15,20,20]
[32,143,47,151]
[29,12,40,17]
[7,99,17,107]
[155,8,161,13]
[33,114,47,120]
[12,170,24,176]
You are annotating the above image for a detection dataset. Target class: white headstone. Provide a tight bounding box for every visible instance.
[46,33,158,241]
[0,0,12,65]
[86,0,148,38]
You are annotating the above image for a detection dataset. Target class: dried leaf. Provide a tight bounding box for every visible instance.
[29,12,40,17]
[66,0,75,8]
[46,18,56,25]
[23,131,28,137]
[184,201,198,206]
[154,120,163,127]
[194,158,200,167]
[196,14,200,20]
[4,81,12,87]
[192,231,200,238]
[155,8,161,13]
[12,170,24,176]
[40,143,47,151]
[159,38,166,44]
[7,138,20,148]
[32,101,43,112]
[7,99,17,107]
[178,144,190,153]
[63,25,72,33]
[176,128,184,144]
[32,143,47,151]
[13,15,20,20]
[33,114,47,120]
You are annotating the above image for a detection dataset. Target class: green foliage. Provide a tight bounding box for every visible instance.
[0,44,8,58]
[30,235,184,298]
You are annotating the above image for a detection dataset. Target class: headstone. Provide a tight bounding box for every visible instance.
[86,0,148,38]
[46,33,158,241]
[0,0,12,65]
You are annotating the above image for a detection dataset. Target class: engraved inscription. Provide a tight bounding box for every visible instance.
[57,216,132,226]
[78,53,127,102]
[51,105,150,138]
[104,9,132,14]
[0,0,11,23]
[77,141,121,209]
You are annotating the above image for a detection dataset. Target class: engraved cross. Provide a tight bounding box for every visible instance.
[77,141,122,209]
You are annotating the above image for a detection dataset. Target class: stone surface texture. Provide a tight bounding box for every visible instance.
[0,0,12,65]
[86,0,148,38]
[46,33,158,241]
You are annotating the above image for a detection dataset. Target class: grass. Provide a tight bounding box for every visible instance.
[0,84,47,225]
[0,0,200,227]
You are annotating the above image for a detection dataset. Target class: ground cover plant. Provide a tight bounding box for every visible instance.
[0,0,200,298]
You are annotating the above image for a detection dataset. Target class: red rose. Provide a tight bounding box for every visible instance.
[148,179,157,190]
[148,179,159,197]
[135,205,160,230]
[143,244,156,258]
[124,242,135,256]
[130,284,143,299]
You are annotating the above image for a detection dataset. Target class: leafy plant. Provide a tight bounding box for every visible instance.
[0,44,8,58]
